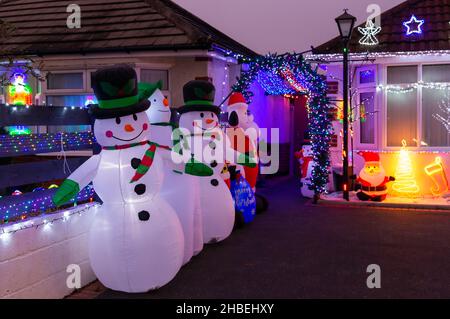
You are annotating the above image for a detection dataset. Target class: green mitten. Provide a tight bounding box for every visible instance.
[185,158,213,176]
[238,153,257,168]
[52,179,80,207]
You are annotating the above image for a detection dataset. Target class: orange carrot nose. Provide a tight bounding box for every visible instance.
[124,124,135,132]
[163,98,169,107]
[205,118,214,124]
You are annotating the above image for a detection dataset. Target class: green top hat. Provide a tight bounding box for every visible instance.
[89,64,161,119]
[177,80,221,115]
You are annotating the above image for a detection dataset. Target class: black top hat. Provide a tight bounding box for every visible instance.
[89,64,158,119]
[177,80,221,115]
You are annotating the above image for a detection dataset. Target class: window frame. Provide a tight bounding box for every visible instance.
[354,65,378,150]
[382,62,450,151]
[137,66,171,99]
[44,70,87,94]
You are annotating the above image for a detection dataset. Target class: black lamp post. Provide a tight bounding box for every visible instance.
[335,9,356,201]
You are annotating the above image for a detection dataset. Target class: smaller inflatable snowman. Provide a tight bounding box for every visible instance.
[145,82,175,147]
[297,142,315,198]
[52,65,186,293]
[177,81,255,243]
[146,85,204,264]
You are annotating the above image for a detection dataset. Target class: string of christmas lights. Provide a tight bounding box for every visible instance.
[0,185,95,224]
[307,50,450,62]
[232,53,331,195]
[0,131,94,156]
[377,82,450,94]
[0,203,99,241]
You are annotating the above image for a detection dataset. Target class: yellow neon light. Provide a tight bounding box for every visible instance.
[392,139,420,196]
[424,156,449,196]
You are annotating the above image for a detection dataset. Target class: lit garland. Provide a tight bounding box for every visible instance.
[0,203,99,241]
[377,82,450,94]
[307,50,450,62]
[232,53,332,195]
[0,185,95,224]
[0,131,94,156]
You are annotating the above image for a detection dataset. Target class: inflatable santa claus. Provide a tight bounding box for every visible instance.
[355,151,395,202]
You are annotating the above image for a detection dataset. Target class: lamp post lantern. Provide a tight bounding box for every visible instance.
[335,9,356,201]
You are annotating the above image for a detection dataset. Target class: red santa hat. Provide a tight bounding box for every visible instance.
[228,92,248,111]
[358,151,380,163]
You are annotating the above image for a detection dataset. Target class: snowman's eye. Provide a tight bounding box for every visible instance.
[200,113,204,118]
[154,99,157,102]
[115,117,121,125]
[132,113,138,121]
[211,112,214,117]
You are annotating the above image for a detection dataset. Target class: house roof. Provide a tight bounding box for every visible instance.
[313,0,450,55]
[0,0,258,57]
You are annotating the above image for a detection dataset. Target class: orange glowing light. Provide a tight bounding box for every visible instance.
[391,139,420,197]
[424,156,449,196]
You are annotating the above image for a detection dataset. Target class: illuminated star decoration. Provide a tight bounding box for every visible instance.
[358,19,381,46]
[403,15,424,35]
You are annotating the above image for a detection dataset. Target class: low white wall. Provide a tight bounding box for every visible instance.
[0,204,97,299]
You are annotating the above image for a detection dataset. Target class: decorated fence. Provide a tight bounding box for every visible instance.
[0,104,96,222]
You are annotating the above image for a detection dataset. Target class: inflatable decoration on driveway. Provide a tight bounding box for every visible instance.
[227,92,268,213]
[177,80,256,244]
[146,84,204,264]
[52,65,210,293]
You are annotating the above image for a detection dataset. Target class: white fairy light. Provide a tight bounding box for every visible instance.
[0,203,98,239]
[358,19,381,46]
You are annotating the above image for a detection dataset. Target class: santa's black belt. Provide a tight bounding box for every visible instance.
[361,185,387,192]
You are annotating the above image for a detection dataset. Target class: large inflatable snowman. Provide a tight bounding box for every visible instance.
[176,80,255,243]
[52,65,187,293]
[146,85,204,264]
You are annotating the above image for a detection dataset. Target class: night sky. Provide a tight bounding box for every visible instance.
[174,0,404,54]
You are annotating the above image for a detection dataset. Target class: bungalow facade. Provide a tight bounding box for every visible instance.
[310,0,450,198]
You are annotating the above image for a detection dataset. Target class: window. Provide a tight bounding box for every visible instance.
[386,64,450,148]
[44,71,92,133]
[359,69,375,84]
[359,92,375,144]
[422,65,450,147]
[140,69,169,90]
[355,66,377,146]
[386,66,418,147]
[47,72,83,90]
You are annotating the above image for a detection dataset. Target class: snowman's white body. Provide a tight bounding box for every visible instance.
[67,112,184,292]
[147,89,203,263]
[178,111,235,243]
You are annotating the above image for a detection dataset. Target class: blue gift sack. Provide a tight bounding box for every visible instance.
[230,174,256,224]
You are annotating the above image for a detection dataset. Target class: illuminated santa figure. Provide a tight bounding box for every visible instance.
[355,151,395,202]
[8,72,32,106]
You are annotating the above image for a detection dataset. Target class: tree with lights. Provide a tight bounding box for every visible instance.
[392,140,420,197]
